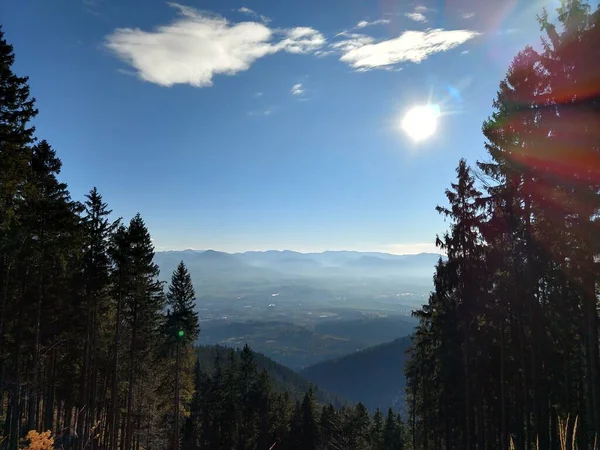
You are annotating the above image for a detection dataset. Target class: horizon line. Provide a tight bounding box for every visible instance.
[157,248,445,256]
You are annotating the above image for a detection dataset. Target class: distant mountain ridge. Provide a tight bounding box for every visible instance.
[161,248,442,260]
[155,249,443,285]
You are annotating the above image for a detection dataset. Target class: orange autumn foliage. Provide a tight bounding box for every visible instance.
[25,430,54,450]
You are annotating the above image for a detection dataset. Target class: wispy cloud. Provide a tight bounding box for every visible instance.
[314,49,336,57]
[253,91,264,97]
[461,12,475,19]
[105,3,325,88]
[238,6,255,15]
[290,83,304,96]
[405,12,427,22]
[355,19,391,29]
[404,5,430,22]
[335,28,479,71]
[82,0,102,16]
[247,106,277,117]
[331,33,375,53]
[238,6,271,24]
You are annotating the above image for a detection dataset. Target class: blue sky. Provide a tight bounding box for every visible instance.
[2,0,566,253]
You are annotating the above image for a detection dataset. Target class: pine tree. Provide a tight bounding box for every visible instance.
[299,388,319,450]
[254,369,273,450]
[406,2,600,448]
[77,187,116,447]
[0,24,38,437]
[107,223,129,450]
[383,408,404,450]
[164,261,200,450]
[122,214,165,450]
[237,344,258,450]
[319,404,340,450]
[0,25,37,230]
[20,140,83,436]
[370,408,384,450]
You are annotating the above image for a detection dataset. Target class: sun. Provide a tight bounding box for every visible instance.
[401,104,441,142]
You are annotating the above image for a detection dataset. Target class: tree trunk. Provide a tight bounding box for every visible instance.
[501,320,507,450]
[464,330,472,450]
[44,346,56,432]
[0,254,12,420]
[584,268,600,436]
[28,263,43,433]
[89,297,98,450]
[124,307,137,450]
[110,277,123,450]
[174,339,181,450]
[8,337,21,450]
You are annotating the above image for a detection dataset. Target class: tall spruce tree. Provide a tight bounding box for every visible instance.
[164,261,199,450]
[0,25,38,431]
[122,214,164,450]
[406,1,600,448]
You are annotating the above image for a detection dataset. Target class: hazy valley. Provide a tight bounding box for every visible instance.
[154,249,432,368]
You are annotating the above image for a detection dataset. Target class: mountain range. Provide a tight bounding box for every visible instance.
[155,249,443,285]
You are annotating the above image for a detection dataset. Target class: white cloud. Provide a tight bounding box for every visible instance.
[336,28,479,70]
[331,33,375,53]
[238,6,271,23]
[405,12,427,22]
[277,27,325,54]
[404,5,432,22]
[238,6,255,15]
[314,49,336,57]
[461,12,475,19]
[355,19,391,29]
[105,3,325,87]
[291,83,304,95]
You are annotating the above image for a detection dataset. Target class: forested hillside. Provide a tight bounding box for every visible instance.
[405,2,600,449]
[187,343,407,449]
[301,336,412,413]
[194,345,344,406]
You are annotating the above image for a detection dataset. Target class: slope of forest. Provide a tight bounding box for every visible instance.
[194,344,345,406]
[300,336,412,413]
[188,344,407,449]
[198,316,417,369]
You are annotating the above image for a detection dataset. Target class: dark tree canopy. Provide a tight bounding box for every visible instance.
[406,2,600,449]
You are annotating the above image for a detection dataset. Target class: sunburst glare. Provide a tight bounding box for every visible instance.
[400,104,441,142]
